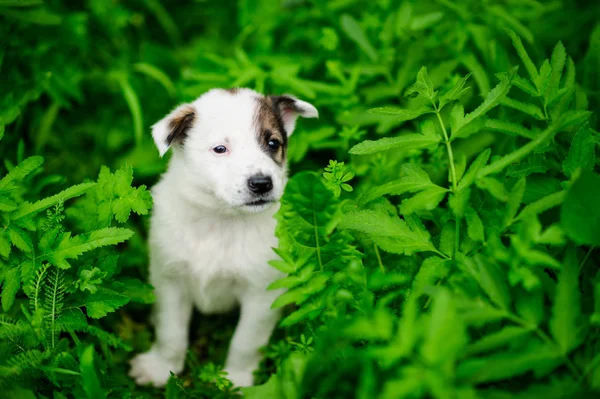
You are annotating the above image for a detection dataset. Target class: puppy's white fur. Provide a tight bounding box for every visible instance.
[129,88,317,387]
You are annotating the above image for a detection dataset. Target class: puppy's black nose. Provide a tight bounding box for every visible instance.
[248,175,273,194]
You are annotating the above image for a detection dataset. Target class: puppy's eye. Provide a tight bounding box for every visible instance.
[213,145,227,154]
[267,139,280,151]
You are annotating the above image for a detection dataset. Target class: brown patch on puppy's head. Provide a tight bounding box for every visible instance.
[254,96,289,166]
[225,87,240,95]
[166,105,196,147]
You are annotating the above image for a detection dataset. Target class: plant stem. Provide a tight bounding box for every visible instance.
[434,104,460,257]
[374,244,385,273]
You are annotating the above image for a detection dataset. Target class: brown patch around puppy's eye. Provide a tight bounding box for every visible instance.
[167,106,196,146]
[254,97,287,165]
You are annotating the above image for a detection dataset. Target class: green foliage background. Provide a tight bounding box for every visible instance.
[1,0,600,398]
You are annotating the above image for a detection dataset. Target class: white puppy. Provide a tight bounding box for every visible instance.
[129,88,318,388]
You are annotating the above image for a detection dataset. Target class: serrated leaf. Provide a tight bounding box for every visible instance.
[439,73,471,109]
[357,164,435,205]
[546,41,566,103]
[1,267,20,311]
[500,97,545,119]
[453,70,514,136]
[340,209,436,255]
[366,107,433,121]
[458,150,491,192]
[399,186,448,215]
[349,133,440,155]
[512,74,539,97]
[0,156,43,190]
[12,182,96,220]
[85,288,130,319]
[8,226,32,252]
[507,29,538,85]
[404,66,437,100]
[503,178,526,228]
[41,228,134,269]
[476,176,509,202]
[485,119,536,139]
[412,256,449,293]
[562,125,595,177]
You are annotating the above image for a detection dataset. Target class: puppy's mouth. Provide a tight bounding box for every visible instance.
[244,199,274,207]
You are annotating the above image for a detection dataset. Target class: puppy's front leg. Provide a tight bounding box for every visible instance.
[130,277,192,387]
[224,293,281,387]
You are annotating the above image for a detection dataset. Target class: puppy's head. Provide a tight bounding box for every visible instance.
[152,88,318,214]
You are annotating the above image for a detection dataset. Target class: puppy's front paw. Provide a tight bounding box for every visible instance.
[129,349,183,387]
[224,368,254,387]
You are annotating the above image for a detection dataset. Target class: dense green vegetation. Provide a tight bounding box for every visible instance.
[1,0,600,398]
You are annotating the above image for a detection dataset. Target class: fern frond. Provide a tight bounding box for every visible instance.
[0,156,44,192]
[6,349,51,374]
[28,263,49,313]
[0,315,31,340]
[43,268,66,349]
[40,228,134,269]
[11,182,96,221]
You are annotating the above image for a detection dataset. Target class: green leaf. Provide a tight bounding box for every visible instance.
[404,66,437,100]
[500,97,545,120]
[12,182,96,220]
[465,207,484,242]
[1,267,21,311]
[79,345,107,399]
[0,156,43,190]
[476,176,509,202]
[421,288,467,365]
[458,343,560,384]
[550,248,582,354]
[484,119,536,139]
[506,29,538,85]
[475,255,511,310]
[85,288,130,319]
[340,14,378,61]
[117,74,143,146]
[457,149,491,191]
[366,107,433,121]
[560,171,600,246]
[8,226,32,252]
[340,210,436,255]
[453,69,514,136]
[467,326,532,356]
[503,178,526,228]
[546,41,566,103]
[562,125,595,177]
[41,228,134,269]
[349,133,440,155]
[399,186,448,215]
[439,73,471,109]
[357,164,436,205]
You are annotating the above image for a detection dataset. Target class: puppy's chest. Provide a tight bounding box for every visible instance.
[178,217,277,275]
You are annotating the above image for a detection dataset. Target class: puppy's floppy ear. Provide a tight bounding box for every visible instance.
[271,95,318,135]
[151,104,197,157]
